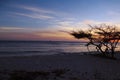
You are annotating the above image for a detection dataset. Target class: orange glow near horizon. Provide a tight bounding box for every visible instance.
[33,31,80,41]
[0,30,86,41]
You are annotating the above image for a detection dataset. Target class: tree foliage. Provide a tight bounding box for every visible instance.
[70,24,120,58]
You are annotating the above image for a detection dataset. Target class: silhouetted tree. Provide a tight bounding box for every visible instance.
[70,24,120,58]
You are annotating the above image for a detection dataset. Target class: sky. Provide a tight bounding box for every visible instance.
[0,0,120,41]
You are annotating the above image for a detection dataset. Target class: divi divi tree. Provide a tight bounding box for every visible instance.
[70,24,120,58]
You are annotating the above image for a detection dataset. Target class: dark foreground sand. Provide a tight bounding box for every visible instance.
[0,53,120,80]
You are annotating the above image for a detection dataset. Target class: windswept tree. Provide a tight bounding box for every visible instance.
[70,24,120,58]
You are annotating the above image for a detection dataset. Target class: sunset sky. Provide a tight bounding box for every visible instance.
[0,0,120,41]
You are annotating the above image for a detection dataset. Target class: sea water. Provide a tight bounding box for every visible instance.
[0,41,119,57]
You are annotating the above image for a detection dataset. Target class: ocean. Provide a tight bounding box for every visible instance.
[0,41,119,57]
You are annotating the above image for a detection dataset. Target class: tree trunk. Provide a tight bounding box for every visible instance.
[97,46,106,55]
[111,47,115,58]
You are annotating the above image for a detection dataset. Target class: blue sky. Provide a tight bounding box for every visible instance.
[0,0,120,41]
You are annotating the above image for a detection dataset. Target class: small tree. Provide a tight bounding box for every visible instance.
[70,24,120,58]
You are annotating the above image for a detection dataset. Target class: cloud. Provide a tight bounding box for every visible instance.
[58,21,73,26]
[55,20,89,31]
[0,26,74,40]
[82,20,116,25]
[82,20,120,30]
[83,20,97,24]
[14,12,53,19]
[58,30,70,33]
[0,27,24,30]
[12,5,56,20]
[54,19,120,33]
[12,5,73,21]
[0,31,42,40]
[0,26,38,33]
[21,6,54,14]
[33,30,74,41]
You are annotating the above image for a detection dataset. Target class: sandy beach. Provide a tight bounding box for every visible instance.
[0,53,120,80]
